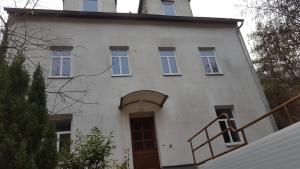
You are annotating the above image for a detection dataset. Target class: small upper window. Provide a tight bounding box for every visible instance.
[162,1,176,16]
[199,48,221,74]
[215,106,241,145]
[51,50,72,77]
[159,49,179,75]
[83,0,98,12]
[111,48,130,76]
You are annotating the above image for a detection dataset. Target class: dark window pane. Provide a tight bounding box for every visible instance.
[53,50,71,57]
[83,0,98,11]
[112,57,120,75]
[111,50,127,57]
[160,51,174,57]
[169,57,178,73]
[55,120,71,131]
[201,57,211,73]
[59,133,71,152]
[62,58,71,76]
[209,57,219,73]
[219,121,227,131]
[229,120,237,129]
[216,108,233,118]
[161,57,170,74]
[52,58,61,76]
[219,121,231,143]
[229,121,241,142]
[120,57,129,74]
[200,50,214,57]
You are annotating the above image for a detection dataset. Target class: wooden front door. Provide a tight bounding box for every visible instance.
[130,117,160,169]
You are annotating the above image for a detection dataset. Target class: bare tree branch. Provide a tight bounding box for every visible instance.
[1,1,113,116]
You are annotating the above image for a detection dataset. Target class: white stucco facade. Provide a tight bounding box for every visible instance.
[6,0,276,168]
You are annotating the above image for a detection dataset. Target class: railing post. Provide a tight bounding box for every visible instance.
[187,94,300,166]
[189,140,196,164]
[205,128,214,158]
[283,106,293,124]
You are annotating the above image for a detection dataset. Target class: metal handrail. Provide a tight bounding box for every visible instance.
[188,94,300,166]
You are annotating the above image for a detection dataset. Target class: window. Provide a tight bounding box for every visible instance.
[162,0,176,16]
[215,106,241,145]
[83,0,98,12]
[51,50,72,77]
[159,49,179,75]
[111,48,130,76]
[54,119,71,152]
[199,49,220,74]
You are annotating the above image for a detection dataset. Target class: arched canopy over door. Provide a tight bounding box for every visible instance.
[119,90,168,111]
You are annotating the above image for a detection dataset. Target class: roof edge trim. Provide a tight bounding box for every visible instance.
[4,8,243,24]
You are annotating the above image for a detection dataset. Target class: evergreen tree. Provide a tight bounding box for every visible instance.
[0,53,32,168]
[28,64,58,169]
[0,55,57,168]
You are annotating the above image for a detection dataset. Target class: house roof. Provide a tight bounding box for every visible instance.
[4,8,243,24]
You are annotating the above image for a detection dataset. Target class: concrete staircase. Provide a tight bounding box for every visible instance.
[198,122,300,169]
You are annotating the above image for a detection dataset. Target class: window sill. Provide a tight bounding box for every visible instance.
[111,74,132,77]
[225,142,243,147]
[163,73,182,76]
[205,73,224,76]
[48,76,73,79]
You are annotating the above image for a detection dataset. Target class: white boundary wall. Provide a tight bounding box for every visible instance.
[199,122,300,169]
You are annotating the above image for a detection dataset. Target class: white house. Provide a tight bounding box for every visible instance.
[5,0,276,168]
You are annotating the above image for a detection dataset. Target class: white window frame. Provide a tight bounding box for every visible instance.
[56,131,71,152]
[83,0,100,12]
[159,50,181,76]
[111,50,131,77]
[215,106,242,146]
[50,50,73,78]
[161,0,176,16]
[199,48,223,75]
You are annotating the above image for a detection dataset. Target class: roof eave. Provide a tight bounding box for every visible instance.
[4,8,243,24]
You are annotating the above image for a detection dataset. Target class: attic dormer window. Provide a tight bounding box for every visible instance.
[162,0,176,16]
[83,0,98,12]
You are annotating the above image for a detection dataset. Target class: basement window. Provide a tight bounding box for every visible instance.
[50,115,72,152]
[55,119,71,152]
[215,106,241,145]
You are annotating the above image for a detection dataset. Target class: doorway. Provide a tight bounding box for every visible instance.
[130,117,160,169]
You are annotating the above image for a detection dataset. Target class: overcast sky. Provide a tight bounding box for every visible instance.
[0,0,255,51]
